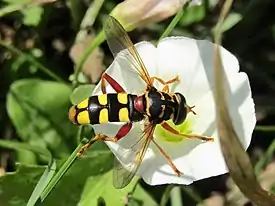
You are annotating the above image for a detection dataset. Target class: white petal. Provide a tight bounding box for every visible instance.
[157,37,239,104]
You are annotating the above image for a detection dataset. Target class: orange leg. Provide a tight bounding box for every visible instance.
[151,139,182,176]
[101,73,126,94]
[150,76,180,93]
[161,122,214,142]
[162,85,169,92]
[77,123,132,156]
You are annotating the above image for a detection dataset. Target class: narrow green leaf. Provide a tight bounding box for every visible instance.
[27,158,56,206]
[212,12,242,33]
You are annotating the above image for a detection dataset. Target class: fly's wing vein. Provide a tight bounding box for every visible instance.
[103,16,153,88]
[112,123,156,189]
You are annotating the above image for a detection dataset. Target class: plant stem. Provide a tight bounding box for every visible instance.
[0,41,65,83]
[160,185,174,206]
[159,0,191,41]
[75,0,105,43]
[73,30,105,88]
[181,186,203,204]
[171,186,182,206]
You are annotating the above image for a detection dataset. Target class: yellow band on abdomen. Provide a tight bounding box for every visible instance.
[99,108,109,123]
[77,110,90,125]
[119,108,129,122]
[77,98,89,109]
[98,94,108,105]
[117,93,128,104]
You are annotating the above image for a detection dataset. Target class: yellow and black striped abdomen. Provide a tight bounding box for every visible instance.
[69,93,144,125]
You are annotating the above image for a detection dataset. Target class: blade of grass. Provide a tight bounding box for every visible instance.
[0,41,65,83]
[158,0,191,41]
[255,125,275,132]
[27,158,56,206]
[255,139,275,175]
[38,136,89,203]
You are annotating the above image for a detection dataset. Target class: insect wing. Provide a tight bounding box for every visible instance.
[112,123,156,189]
[103,16,153,88]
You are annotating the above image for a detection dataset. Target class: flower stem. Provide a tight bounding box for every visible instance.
[181,186,203,204]
[0,41,65,83]
[73,30,105,88]
[170,186,182,206]
[159,0,191,41]
[160,185,174,206]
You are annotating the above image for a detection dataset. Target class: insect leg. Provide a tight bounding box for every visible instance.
[77,122,132,156]
[101,73,126,94]
[151,138,182,176]
[162,85,169,92]
[160,121,214,142]
[150,76,179,92]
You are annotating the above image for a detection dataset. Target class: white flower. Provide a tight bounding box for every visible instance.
[92,37,256,186]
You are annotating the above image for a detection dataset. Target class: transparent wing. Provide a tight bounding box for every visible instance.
[103,15,153,88]
[112,123,156,189]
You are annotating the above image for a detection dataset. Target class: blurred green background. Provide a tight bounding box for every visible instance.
[0,0,275,205]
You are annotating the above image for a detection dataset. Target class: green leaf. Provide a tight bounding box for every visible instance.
[0,150,114,206]
[22,6,43,26]
[70,84,95,105]
[179,3,206,26]
[131,185,157,206]
[212,12,242,33]
[0,164,48,206]
[27,158,56,206]
[6,79,77,159]
[0,139,51,160]
[79,170,139,206]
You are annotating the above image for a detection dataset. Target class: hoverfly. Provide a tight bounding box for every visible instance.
[69,16,214,189]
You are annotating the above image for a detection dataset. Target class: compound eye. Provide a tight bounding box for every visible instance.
[173,93,187,125]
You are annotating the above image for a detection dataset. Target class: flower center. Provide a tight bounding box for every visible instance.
[155,119,192,143]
